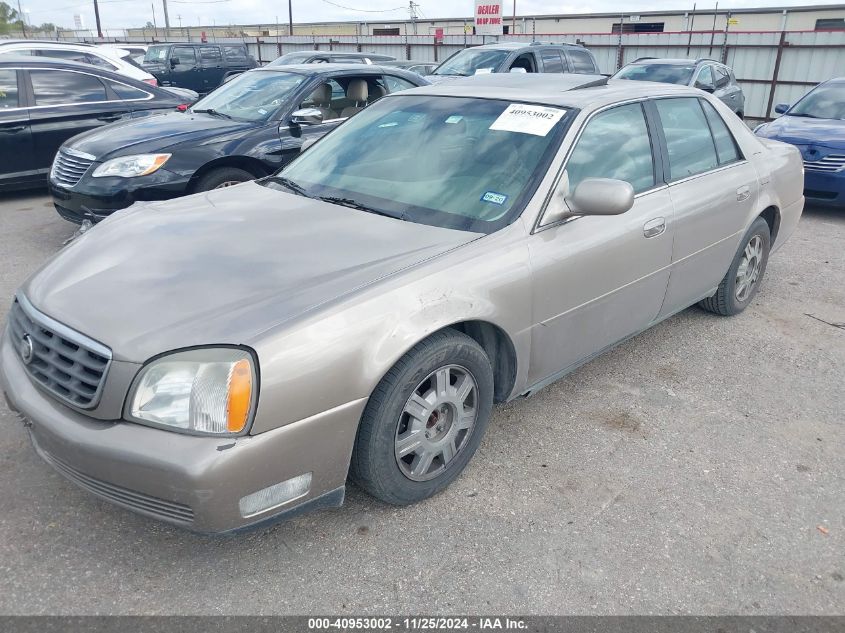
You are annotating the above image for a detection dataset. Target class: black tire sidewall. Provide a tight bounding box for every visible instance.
[352,332,494,505]
[724,217,771,314]
[195,167,253,192]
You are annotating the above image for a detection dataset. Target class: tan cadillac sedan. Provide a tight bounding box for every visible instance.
[1,75,803,533]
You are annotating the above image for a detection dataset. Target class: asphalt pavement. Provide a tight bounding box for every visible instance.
[0,190,842,615]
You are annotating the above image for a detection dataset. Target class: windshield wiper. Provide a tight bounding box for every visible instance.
[192,108,233,120]
[266,176,309,196]
[786,112,820,118]
[316,196,399,219]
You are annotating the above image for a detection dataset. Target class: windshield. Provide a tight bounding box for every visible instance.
[263,95,573,233]
[788,82,845,120]
[614,63,695,85]
[190,71,305,122]
[433,48,510,76]
[143,45,169,64]
[268,51,315,66]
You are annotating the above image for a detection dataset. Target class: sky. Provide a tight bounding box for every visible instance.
[17,0,845,32]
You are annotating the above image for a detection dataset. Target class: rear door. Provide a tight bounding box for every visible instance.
[168,46,201,91]
[564,48,598,74]
[0,68,36,188]
[540,49,567,73]
[653,96,758,316]
[26,68,133,171]
[198,45,225,91]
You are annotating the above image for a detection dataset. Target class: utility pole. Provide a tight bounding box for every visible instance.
[409,1,418,35]
[512,0,516,36]
[151,2,157,36]
[16,0,26,38]
[162,0,170,37]
[93,0,103,37]
[288,0,293,36]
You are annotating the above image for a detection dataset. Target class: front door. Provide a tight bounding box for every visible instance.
[527,101,674,385]
[168,46,201,92]
[0,69,36,189]
[653,96,758,316]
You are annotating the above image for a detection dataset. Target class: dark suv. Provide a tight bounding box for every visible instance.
[428,42,600,82]
[141,43,257,93]
[613,58,746,118]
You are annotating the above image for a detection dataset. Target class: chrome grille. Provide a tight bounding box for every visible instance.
[8,296,111,409]
[803,154,845,173]
[36,446,195,525]
[50,149,95,187]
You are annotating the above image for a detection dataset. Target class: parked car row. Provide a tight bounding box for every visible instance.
[0,70,804,533]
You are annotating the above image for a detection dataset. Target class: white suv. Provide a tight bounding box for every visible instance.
[0,40,158,85]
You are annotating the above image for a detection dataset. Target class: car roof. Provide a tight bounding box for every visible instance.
[0,54,141,77]
[628,57,721,66]
[472,42,584,51]
[0,39,95,47]
[255,63,414,75]
[396,74,699,110]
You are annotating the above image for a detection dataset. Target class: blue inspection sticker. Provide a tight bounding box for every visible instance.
[480,191,508,205]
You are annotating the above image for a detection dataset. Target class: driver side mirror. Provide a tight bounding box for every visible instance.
[291,108,323,126]
[170,57,179,68]
[694,80,715,93]
[774,103,789,114]
[542,174,635,225]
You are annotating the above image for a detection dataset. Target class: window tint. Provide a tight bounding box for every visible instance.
[567,49,596,73]
[656,97,719,180]
[106,80,151,100]
[30,69,108,106]
[383,75,417,93]
[714,66,730,89]
[199,46,222,63]
[0,69,19,108]
[222,45,248,62]
[695,65,713,88]
[701,99,740,165]
[171,46,197,66]
[541,50,565,73]
[565,103,655,194]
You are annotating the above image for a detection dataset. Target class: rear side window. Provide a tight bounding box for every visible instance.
[106,80,151,101]
[33,48,87,63]
[84,53,118,71]
[383,75,417,93]
[30,69,108,106]
[701,99,741,165]
[0,69,19,108]
[566,49,596,73]
[565,102,655,194]
[655,97,719,180]
[199,46,222,63]
[541,50,565,73]
[714,66,730,89]
[223,45,248,62]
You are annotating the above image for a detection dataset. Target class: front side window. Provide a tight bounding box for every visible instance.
[787,81,845,120]
[714,66,730,89]
[656,97,719,180]
[0,69,19,108]
[433,48,509,76]
[695,65,714,89]
[269,96,573,233]
[565,103,655,194]
[509,53,537,73]
[383,75,417,93]
[144,46,169,63]
[567,49,597,73]
[171,47,197,67]
[30,70,108,106]
[191,70,305,121]
[701,99,741,165]
[615,63,696,86]
[541,50,565,73]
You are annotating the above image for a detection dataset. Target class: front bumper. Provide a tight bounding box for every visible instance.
[0,327,365,533]
[49,169,191,224]
[803,169,845,207]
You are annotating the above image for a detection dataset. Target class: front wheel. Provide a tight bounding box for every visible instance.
[699,217,771,316]
[193,167,254,192]
[350,329,494,505]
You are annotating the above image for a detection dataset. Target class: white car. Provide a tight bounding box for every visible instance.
[0,40,158,85]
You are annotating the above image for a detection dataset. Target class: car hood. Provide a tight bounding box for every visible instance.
[66,111,261,160]
[22,182,478,363]
[761,115,845,149]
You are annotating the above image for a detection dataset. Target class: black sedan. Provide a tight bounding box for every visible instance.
[0,56,190,193]
[49,64,427,224]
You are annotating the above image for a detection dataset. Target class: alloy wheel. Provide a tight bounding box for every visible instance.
[735,235,763,302]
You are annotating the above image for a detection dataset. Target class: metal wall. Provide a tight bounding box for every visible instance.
[59,29,845,121]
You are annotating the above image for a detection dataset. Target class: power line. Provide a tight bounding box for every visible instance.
[320,0,405,13]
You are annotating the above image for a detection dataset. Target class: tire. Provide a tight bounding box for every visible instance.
[699,217,771,316]
[350,329,494,505]
[193,167,254,192]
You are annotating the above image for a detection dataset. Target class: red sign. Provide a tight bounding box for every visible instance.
[435,27,444,42]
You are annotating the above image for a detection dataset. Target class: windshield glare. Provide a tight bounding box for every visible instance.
[433,49,509,76]
[615,63,695,85]
[191,71,305,121]
[267,95,572,233]
[143,45,169,63]
[788,82,845,120]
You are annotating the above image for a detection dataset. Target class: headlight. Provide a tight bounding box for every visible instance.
[127,348,257,435]
[92,153,171,178]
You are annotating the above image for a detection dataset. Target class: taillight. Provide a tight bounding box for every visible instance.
[176,104,188,112]
[143,78,158,86]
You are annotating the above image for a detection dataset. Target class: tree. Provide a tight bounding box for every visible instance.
[0,2,22,35]
[37,22,59,32]
[144,21,155,29]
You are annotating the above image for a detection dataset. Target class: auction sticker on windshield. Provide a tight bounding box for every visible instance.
[489,104,566,136]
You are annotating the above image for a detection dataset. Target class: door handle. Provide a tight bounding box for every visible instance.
[736,185,751,201]
[97,114,122,122]
[0,125,25,134]
[643,217,665,238]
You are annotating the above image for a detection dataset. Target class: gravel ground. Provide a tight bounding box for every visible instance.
[0,190,842,615]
